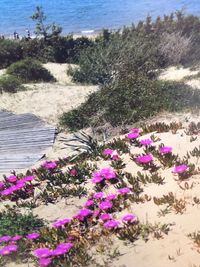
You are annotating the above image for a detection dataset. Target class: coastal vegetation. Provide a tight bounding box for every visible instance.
[61,11,200,130]
[0,75,24,93]
[1,6,200,267]
[7,58,55,83]
[0,122,199,266]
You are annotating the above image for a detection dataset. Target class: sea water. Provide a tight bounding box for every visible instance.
[0,0,200,36]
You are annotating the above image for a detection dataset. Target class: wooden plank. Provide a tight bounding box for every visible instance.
[0,111,56,174]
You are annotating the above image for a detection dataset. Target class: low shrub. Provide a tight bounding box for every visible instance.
[0,75,24,93]
[7,58,55,83]
[0,207,45,236]
[60,75,200,131]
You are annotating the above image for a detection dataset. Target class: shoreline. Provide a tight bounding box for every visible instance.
[1,29,102,40]
[0,27,118,40]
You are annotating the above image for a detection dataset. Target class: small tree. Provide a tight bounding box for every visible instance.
[31,6,62,40]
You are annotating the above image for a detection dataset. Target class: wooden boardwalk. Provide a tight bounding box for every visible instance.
[0,111,55,174]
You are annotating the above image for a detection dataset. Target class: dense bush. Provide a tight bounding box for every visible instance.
[7,58,55,83]
[0,36,94,69]
[60,75,200,131]
[0,75,24,93]
[0,39,23,68]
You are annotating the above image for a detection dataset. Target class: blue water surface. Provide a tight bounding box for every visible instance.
[0,0,200,36]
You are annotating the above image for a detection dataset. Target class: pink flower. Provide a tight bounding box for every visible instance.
[173,164,188,174]
[0,244,18,255]
[23,176,35,182]
[93,192,105,199]
[69,168,77,176]
[56,242,73,252]
[13,182,25,190]
[75,209,93,220]
[0,236,11,243]
[26,232,40,240]
[84,199,94,207]
[91,172,104,184]
[104,220,120,230]
[118,187,131,195]
[51,244,73,257]
[6,175,17,183]
[159,146,173,154]
[103,148,113,156]
[5,245,18,252]
[52,218,71,228]
[110,150,120,161]
[106,194,117,201]
[139,139,153,146]
[42,161,57,170]
[100,213,112,221]
[127,132,139,139]
[103,149,120,160]
[11,235,22,241]
[92,209,101,218]
[136,154,153,164]
[100,167,117,180]
[39,258,52,267]
[122,213,137,223]
[99,201,113,210]
[1,188,14,196]
[0,181,4,190]
[34,248,52,258]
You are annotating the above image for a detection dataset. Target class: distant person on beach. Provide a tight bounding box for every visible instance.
[14,31,19,40]
[26,29,31,39]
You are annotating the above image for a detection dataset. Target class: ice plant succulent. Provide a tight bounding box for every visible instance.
[26,232,40,240]
[136,154,153,164]
[0,181,4,189]
[0,244,18,255]
[103,148,113,156]
[139,139,153,146]
[34,248,52,258]
[6,175,17,183]
[84,199,94,207]
[118,187,131,195]
[42,161,57,170]
[99,201,113,211]
[0,236,11,243]
[75,208,93,221]
[100,213,112,221]
[52,218,71,228]
[127,132,139,139]
[91,167,117,184]
[93,192,105,199]
[11,235,22,241]
[104,220,120,230]
[173,164,188,174]
[122,213,138,223]
[159,146,173,155]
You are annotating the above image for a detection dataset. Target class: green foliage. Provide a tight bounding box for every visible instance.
[0,75,24,93]
[60,75,200,131]
[7,58,55,83]
[0,39,23,68]
[0,35,93,69]
[0,207,45,236]
[68,12,200,85]
[31,6,62,40]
